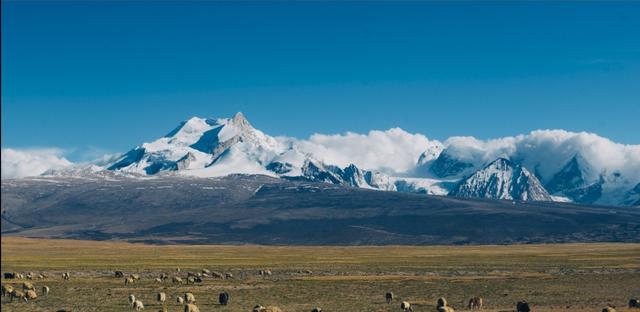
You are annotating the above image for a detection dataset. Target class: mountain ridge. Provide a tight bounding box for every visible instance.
[2,174,638,244]
[12,113,639,207]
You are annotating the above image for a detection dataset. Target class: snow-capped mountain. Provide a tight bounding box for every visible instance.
[106,113,403,191]
[428,152,475,178]
[108,112,287,177]
[20,113,637,207]
[545,155,604,204]
[450,158,553,202]
[546,155,587,194]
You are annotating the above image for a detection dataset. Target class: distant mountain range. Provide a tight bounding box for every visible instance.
[2,174,638,244]
[3,113,639,244]
[38,112,639,207]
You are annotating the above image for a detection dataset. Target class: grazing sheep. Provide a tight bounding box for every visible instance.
[176,268,181,272]
[130,274,140,280]
[436,297,454,312]
[155,278,162,283]
[2,284,14,297]
[630,299,640,308]
[159,273,168,280]
[225,273,234,279]
[202,269,211,275]
[22,282,35,291]
[184,292,195,303]
[187,276,195,284]
[602,307,616,312]
[26,273,34,280]
[62,272,70,280]
[176,296,184,304]
[386,292,394,304]
[517,301,531,312]
[42,286,50,296]
[218,292,230,305]
[211,271,224,279]
[134,299,145,311]
[4,272,17,279]
[437,297,448,308]
[468,297,483,310]
[115,271,125,278]
[10,289,26,302]
[38,274,45,279]
[25,289,37,301]
[128,294,136,306]
[253,305,283,312]
[125,277,135,285]
[400,301,413,312]
[157,292,166,303]
[184,303,200,312]
[172,276,183,284]
[311,308,322,312]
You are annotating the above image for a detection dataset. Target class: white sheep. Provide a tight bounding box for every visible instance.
[184,292,195,303]
[133,299,144,311]
[400,301,412,312]
[25,289,38,301]
[157,292,166,303]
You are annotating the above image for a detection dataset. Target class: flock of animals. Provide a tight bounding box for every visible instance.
[2,270,639,311]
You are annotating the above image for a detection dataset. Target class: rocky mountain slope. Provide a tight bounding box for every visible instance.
[450,158,553,201]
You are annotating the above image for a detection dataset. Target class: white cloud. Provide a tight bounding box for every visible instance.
[1,148,73,179]
[443,135,517,164]
[292,128,440,175]
[280,128,639,188]
[435,130,640,187]
[514,130,640,184]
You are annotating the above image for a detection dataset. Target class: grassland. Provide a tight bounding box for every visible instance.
[1,237,639,312]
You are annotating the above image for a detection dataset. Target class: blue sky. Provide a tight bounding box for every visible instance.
[2,1,639,160]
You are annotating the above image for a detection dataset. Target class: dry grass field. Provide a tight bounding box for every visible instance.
[1,237,639,312]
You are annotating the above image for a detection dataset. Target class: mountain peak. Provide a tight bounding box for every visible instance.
[492,157,511,163]
[232,112,250,127]
[450,157,552,202]
[487,157,515,168]
[545,153,590,199]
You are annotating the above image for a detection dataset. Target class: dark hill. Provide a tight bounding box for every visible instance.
[2,174,638,244]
